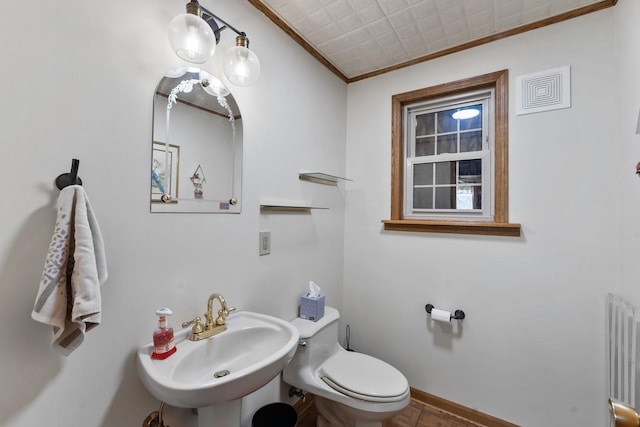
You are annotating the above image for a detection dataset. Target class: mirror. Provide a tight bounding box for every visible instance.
[151,67,242,213]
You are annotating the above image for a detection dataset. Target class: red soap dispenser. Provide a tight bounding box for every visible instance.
[151,307,177,360]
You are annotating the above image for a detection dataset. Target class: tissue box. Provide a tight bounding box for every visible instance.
[300,293,325,321]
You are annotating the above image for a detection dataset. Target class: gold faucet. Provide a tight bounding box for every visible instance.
[182,293,236,341]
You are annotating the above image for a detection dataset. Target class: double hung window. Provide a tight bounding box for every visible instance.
[405,91,492,220]
[383,70,520,236]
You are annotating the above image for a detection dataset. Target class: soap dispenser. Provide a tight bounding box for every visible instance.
[151,307,176,360]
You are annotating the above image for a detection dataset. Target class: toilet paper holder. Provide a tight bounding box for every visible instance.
[425,304,465,320]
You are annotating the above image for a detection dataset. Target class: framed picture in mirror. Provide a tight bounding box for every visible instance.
[151,142,180,203]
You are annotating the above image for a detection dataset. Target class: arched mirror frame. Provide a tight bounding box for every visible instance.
[151,67,242,213]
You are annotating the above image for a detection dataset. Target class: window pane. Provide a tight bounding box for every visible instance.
[416,136,435,156]
[459,104,482,130]
[457,186,482,209]
[435,187,455,209]
[416,113,435,136]
[414,163,433,185]
[473,186,482,209]
[456,187,473,209]
[438,109,457,133]
[437,134,457,154]
[435,162,455,185]
[460,131,482,152]
[458,159,482,183]
[413,187,433,209]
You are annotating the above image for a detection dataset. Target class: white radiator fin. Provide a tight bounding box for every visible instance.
[607,294,639,407]
[516,66,571,115]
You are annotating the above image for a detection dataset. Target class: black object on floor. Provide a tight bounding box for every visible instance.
[252,402,298,427]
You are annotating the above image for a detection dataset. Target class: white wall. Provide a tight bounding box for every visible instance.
[0,1,346,426]
[343,6,623,427]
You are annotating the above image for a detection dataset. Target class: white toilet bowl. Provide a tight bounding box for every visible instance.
[283,307,410,427]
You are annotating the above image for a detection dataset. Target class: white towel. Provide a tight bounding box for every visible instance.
[32,185,108,356]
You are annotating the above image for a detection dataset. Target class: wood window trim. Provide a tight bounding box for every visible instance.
[383,69,521,237]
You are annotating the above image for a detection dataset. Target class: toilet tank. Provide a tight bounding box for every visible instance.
[284,307,341,382]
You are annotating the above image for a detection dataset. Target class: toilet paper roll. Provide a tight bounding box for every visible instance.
[431,308,452,323]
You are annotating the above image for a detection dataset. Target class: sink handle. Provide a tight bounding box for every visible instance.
[215,306,236,326]
[182,316,203,333]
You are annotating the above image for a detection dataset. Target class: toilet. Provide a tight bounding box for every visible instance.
[283,307,410,427]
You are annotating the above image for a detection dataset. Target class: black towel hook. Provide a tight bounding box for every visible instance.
[55,158,83,190]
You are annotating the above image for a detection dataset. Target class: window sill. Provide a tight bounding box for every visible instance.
[382,219,521,237]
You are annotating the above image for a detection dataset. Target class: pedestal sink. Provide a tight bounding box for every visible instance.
[136,311,299,427]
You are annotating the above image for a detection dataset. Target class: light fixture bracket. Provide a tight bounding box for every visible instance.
[185,0,248,46]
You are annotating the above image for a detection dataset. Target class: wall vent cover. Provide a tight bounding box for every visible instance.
[516,66,571,115]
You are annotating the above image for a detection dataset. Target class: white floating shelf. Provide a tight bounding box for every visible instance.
[299,172,352,185]
[259,203,329,211]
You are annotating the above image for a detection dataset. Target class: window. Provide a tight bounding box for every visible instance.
[383,70,520,237]
[406,92,490,219]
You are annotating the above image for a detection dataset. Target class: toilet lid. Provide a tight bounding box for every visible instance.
[319,352,408,402]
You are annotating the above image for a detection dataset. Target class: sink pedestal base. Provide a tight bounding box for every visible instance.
[198,400,242,427]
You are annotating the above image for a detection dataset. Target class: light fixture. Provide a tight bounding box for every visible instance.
[223,34,261,87]
[168,1,218,64]
[167,1,261,86]
[452,108,480,120]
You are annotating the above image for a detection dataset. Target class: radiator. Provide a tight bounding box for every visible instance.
[607,294,639,407]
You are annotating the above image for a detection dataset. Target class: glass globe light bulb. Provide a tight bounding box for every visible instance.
[223,36,261,87]
[168,13,216,64]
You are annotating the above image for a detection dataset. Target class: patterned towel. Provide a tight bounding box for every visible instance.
[32,185,108,356]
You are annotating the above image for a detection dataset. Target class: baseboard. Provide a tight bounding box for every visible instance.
[410,387,520,427]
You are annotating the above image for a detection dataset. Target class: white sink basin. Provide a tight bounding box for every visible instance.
[136,311,299,408]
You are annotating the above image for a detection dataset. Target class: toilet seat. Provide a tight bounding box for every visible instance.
[319,351,409,403]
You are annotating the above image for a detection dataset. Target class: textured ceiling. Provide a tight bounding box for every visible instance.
[249,0,617,82]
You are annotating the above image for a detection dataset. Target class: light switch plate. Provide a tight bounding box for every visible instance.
[259,231,271,256]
